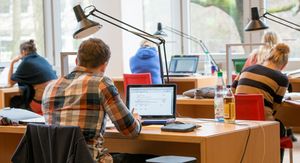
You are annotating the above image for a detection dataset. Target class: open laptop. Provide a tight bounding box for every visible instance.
[126,84,176,125]
[168,55,199,77]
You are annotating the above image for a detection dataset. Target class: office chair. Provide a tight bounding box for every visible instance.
[235,94,293,163]
[12,124,94,163]
[235,94,265,121]
[123,73,152,96]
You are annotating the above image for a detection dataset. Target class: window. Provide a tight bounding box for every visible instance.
[143,0,245,55]
[60,0,92,52]
[190,0,244,54]
[143,0,182,59]
[0,0,10,14]
[0,0,45,63]
[265,0,300,58]
[21,1,29,14]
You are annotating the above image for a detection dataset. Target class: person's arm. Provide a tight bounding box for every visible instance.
[231,74,240,94]
[273,78,289,111]
[101,79,141,136]
[7,55,22,87]
[243,50,258,70]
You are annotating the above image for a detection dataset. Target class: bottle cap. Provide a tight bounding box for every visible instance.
[217,71,223,77]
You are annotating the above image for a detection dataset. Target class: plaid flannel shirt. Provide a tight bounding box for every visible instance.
[42,66,141,162]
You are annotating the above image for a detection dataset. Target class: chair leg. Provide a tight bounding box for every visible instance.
[289,148,293,163]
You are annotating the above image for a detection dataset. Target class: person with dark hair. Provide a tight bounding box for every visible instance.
[8,39,57,114]
[42,38,142,162]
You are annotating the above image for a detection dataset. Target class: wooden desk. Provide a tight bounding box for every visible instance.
[0,87,20,108]
[176,98,214,118]
[276,100,300,129]
[112,76,216,100]
[289,78,300,92]
[0,119,279,163]
[0,126,25,163]
[105,119,279,163]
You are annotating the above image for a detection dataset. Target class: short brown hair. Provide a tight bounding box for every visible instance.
[77,38,111,68]
[20,39,37,53]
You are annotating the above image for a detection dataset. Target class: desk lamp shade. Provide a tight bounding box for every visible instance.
[244,7,269,31]
[154,22,167,36]
[73,5,102,39]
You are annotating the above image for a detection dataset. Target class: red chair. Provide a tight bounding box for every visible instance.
[235,94,265,121]
[123,73,152,96]
[235,94,293,163]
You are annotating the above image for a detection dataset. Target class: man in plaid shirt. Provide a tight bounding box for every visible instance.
[42,38,141,162]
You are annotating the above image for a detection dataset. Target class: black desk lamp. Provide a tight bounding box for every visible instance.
[73,5,169,83]
[245,7,300,31]
[154,22,219,72]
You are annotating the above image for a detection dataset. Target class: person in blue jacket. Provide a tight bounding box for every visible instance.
[130,40,162,84]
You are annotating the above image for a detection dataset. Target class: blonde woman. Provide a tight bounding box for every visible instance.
[243,31,279,69]
[232,43,290,162]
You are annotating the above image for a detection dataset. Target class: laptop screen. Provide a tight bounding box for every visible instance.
[169,55,199,73]
[126,85,176,118]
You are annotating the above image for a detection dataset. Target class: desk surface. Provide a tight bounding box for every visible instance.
[105,118,279,163]
[105,118,276,140]
[0,118,276,136]
[0,87,19,93]
[0,125,26,134]
[0,118,279,163]
[177,97,213,105]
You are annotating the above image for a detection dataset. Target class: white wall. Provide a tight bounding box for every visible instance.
[92,0,124,77]
[121,0,144,74]
[91,0,143,77]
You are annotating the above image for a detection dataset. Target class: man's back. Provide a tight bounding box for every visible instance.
[42,66,141,162]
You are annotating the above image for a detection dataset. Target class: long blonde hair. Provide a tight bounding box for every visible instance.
[256,31,279,64]
[266,43,290,67]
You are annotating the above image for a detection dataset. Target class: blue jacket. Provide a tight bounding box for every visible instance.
[130,47,162,84]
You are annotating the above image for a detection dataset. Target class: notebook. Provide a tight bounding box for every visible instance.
[126,84,176,125]
[168,55,199,77]
[0,108,45,124]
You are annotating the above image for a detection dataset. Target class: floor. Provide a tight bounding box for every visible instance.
[283,134,300,163]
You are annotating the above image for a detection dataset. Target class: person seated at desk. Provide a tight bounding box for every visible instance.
[243,31,279,69]
[130,40,162,84]
[42,38,142,163]
[232,43,289,161]
[232,43,289,121]
[7,39,57,114]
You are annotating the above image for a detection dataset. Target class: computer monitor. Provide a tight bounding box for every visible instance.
[126,84,176,118]
[169,55,199,73]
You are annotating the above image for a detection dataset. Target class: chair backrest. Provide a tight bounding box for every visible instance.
[123,73,152,95]
[235,94,265,121]
[12,123,94,163]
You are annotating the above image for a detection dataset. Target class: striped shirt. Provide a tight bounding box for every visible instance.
[42,66,141,162]
[232,64,288,119]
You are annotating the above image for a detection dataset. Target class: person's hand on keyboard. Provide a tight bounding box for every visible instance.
[132,108,142,123]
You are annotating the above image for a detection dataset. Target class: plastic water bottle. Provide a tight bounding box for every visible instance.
[224,85,236,123]
[204,53,211,76]
[214,71,224,122]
